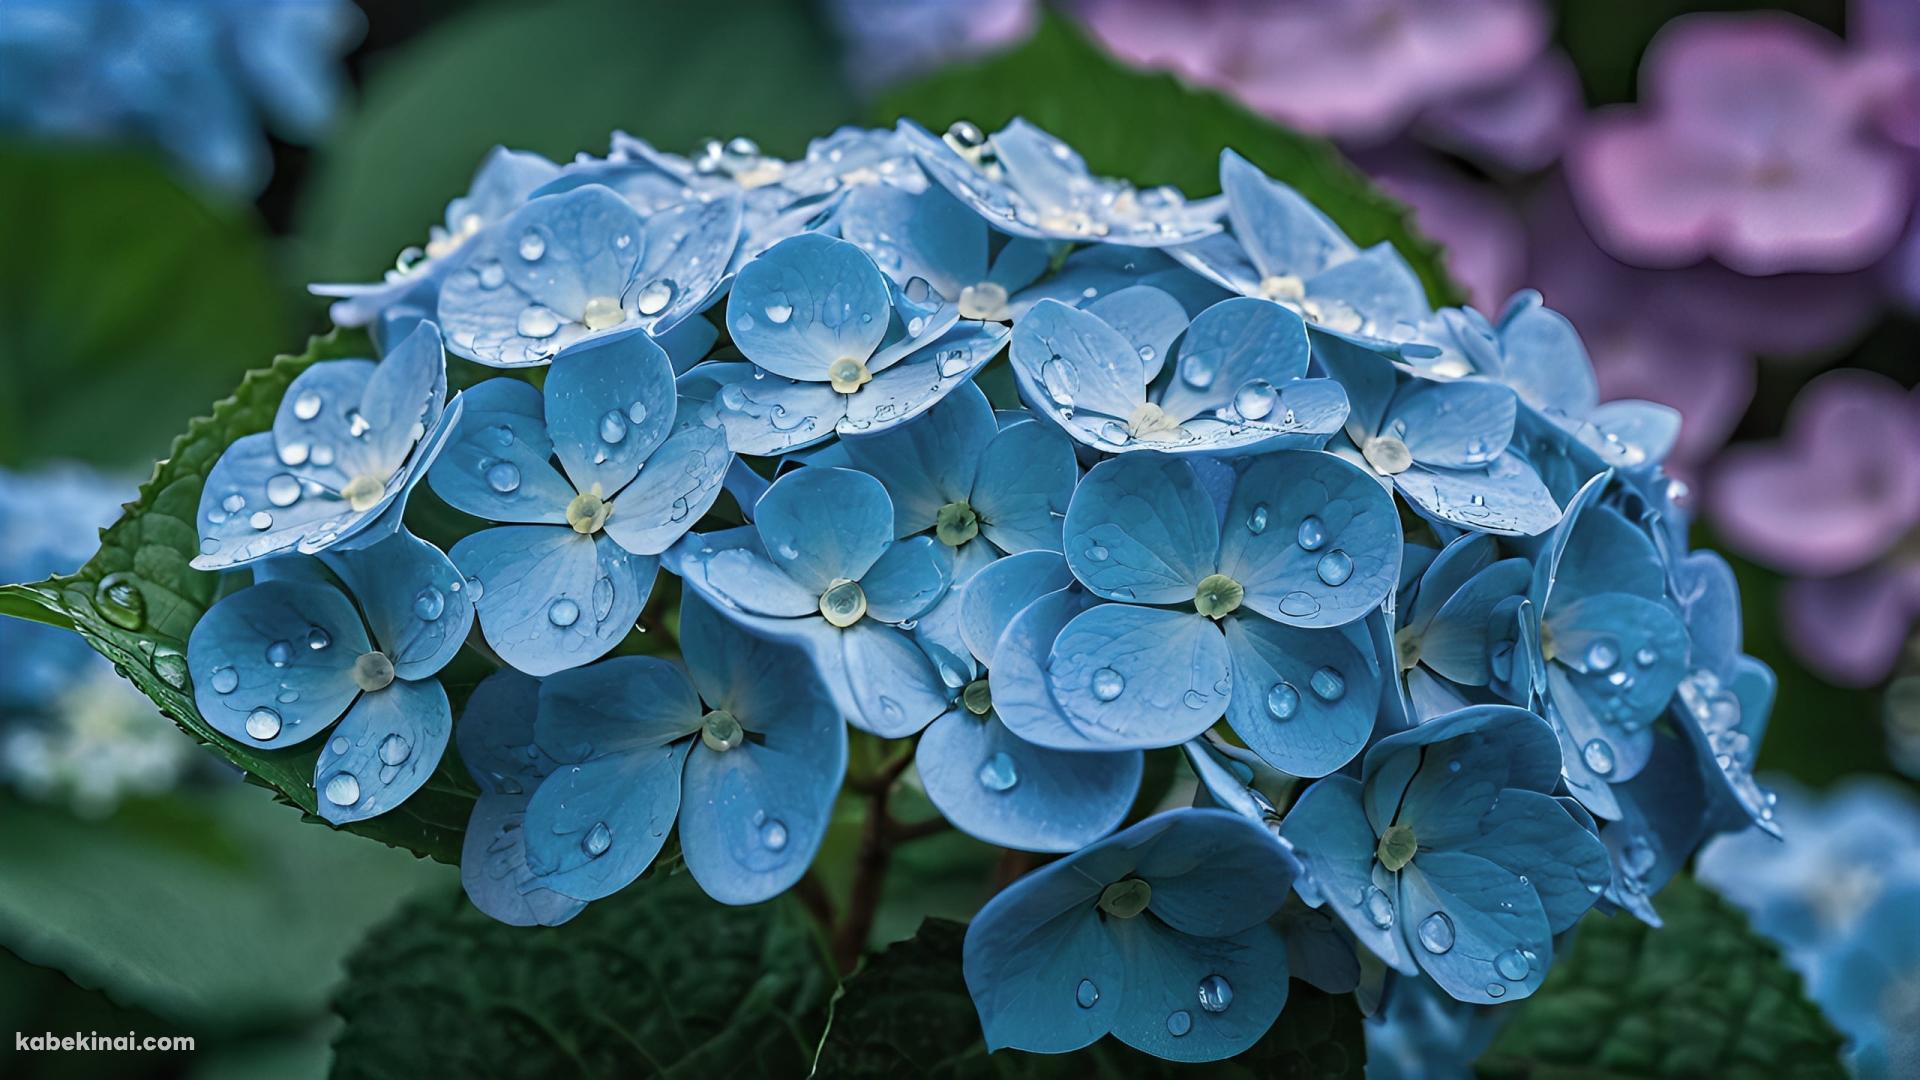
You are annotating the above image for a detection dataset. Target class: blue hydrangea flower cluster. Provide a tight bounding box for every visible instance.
[0,0,364,194]
[184,118,1776,1061]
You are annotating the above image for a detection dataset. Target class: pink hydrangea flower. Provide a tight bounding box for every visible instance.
[1074,0,1549,146]
[1567,13,1912,275]
[1710,371,1920,687]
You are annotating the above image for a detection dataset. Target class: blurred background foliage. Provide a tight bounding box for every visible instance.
[0,0,1913,1076]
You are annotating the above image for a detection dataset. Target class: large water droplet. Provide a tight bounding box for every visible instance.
[245,706,281,741]
[1316,549,1353,586]
[1197,974,1233,1013]
[548,598,580,627]
[324,772,360,807]
[1296,516,1327,552]
[1266,681,1300,720]
[977,752,1019,792]
[1418,912,1455,954]
[1091,667,1125,701]
[583,821,613,857]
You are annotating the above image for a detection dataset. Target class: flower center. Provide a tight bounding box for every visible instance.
[581,295,626,331]
[1126,401,1181,441]
[352,651,395,692]
[700,709,744,752]
[1376,822,1418,872]
[819,578,867,627]
[1363,435,1413,476]
[957,281,1011,321]
[1194,573,1244,619]
[936,501,979,547]
[962,678,993,716]
[828,356,872,394]
[1098,878,1152,919]
[566,485,611,534]
[340,474,386,513]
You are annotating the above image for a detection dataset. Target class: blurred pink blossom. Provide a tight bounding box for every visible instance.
[1710,371,1920,686]
[1566,13,1912,275]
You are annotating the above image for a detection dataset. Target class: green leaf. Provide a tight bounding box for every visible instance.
[874,17,1464,307]
[0,328,476,863]
[0,786,451,1031]
[1477,876,1848,1079]
[0,142,292,469]
[298,0,856,285]
[813,918,1364,1077]
[329,873,835,1079]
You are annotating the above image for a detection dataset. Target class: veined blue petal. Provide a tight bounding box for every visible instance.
[312,677,451,824]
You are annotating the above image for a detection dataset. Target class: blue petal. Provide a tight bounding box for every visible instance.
[836,381,995,537]
[522,739,691,901]
[1083,285,1190,386]
[1543,593,1690,782]
[187,579,366,749]
[918,708,1140,852]
[726,233,890,381]
[970,419,1077,555]
[543,327,677,495]
[438,186,647,367]
[1009,298,1148,425]
[836,180,985,298]
[534,656,702,760]
[1460,788,1609,933]
[312,677,452,824]
[1384,379,1516,469]
[1220,450,1400,628]
[460,794,586,927]
[426,377,572,525]
[1398,849,1554,1004]
[321,528,472,681]
[959,549,1073,666]
[753,466,893,593]
[1223,616,1376,776]
[1064,455,1219,604]
[453,668,556,796]
[1217,149,1351,279]
[1156,297,1311,422]
[1108,916,1290,1063]
[1279,775,1415,974]
[1396,453,1562,537]
[1045,605,1229,748]
[451,526,656,676]
[601,416,730,557]
[860,535,952,624]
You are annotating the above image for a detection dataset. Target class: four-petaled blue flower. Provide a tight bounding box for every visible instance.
[193,322,462,570]
[900,118,1224,246]
[670,465,953,736]
[1001,451,1399,775]
[1011,294,1351,456]
[429,327,730,676]
[1283,705,1610,1004]
[964,808,1299,1062]
[187,528,473,824]
[521,595,846,905]
[694,232,1009,455]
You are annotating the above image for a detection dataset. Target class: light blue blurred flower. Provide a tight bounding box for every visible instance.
[193,322,460,570]
[1172,150,1431,351]
[186,528,472,824]
[1283,705,1609,1004]
[694,232,1008,454]
[669,465,953,737]
[1001,451,1398,773]
[964,807,1299,1062]
[519,594,845,905]
[899,117,1223,246]
[1010,293,1351,456]
[0,0,364,194]
[429,327,729,676]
